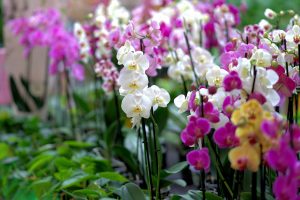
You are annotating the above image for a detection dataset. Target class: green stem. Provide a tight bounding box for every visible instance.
[64,67,77,140]
[206,137,233,198]
[251,172,257,200]
[260,166,265,200]
[181,75,188,95]
[113,85,122,138]
[183,32,200,87]
[251,65,257,94]
[201,169,206,200]
[151,111,161,200]
[142,118,154,200]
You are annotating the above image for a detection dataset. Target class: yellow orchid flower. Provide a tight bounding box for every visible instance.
[231,100,263,128]
[229,143,261,172]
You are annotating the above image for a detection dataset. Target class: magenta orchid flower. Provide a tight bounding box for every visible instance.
[214,122,239,148]
[181,116,211,147]
[265,140,297,173]
[186,148,211,172]
[272,66,296,101]
[273,175,298,200]
[196,102,220,123]
[223,71,242,91]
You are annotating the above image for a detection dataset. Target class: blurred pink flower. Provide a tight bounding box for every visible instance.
[186,148,211,172]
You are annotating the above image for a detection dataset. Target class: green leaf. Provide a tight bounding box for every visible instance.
[64,141,94,148]
[73,92,90,113]
[240,192,252,200]
[97,172,128,183]
[54,169,73,181]
[113,146,139,174]
[159,178,186,188]
[31,177,53,198]
[104,121,117,151]
[164,161,188,174]
[28,152,56,172]
[119,183,146,200]
[20,76,44,109]
[60,171,95,189]
[171,179,187,187]
[9,76,31,112]
[0,143,11,160]
[73,189,103,198]
[54,157,77,170]
[73,183,107,197]
[179,190,223,200]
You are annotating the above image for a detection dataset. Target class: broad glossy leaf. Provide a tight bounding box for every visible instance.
[179,190,223,200]
[164,161,188,174]
[119,183,146,200]
[28,152,56,172]
[20,76,44,109]
[0,143,11,160]
[60,171,95,189]
[73,189,103,198]
[54,157,77,170]
[9,76,30,112]
[97,172,128,183]
[113,146,139,174]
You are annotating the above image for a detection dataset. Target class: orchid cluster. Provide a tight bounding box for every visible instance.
[73,0,131,92]
[28,0,300,199]
[74,0,243,92]
[170,6,300,199]
[117,41,170,127]
[9,9,84,81]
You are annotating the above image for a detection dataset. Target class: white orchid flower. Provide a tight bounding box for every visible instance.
[144,85,171,111]
[205,65,228,87]
[271,30,286,43]
[117,41,135,65]
[286,25,300,45]
[118,70,148,96]
[174,92,192,113]
[192,47,214,77]
[251,49,272,68]
[123,51,149,73]
[121,92,152,120]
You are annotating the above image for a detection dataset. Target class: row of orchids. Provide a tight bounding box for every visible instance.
[74,0,300,199]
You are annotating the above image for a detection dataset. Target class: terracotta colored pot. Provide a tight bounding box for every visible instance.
[0,48,12,105]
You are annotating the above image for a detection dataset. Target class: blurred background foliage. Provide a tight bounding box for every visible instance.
[228,0,300,26]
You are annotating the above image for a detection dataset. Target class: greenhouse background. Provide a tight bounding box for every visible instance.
[1,0,300,199]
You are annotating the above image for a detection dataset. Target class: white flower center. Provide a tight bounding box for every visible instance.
[129,81,139,90]
[154,96,163,104]
[133,105,142,114]
[213,77,222,86]
[128,61,139,70]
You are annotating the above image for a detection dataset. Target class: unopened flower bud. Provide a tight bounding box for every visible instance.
[279,11,285,16]
[288,10,295,15]
[264,8,277,19]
